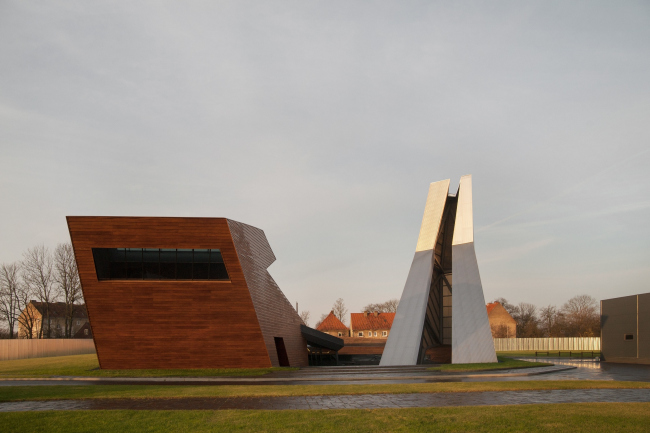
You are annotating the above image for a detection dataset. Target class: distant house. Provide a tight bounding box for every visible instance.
[350,311,395,338]
[486,302,516,338]
[316,311,349,337]
[18,301,90,339]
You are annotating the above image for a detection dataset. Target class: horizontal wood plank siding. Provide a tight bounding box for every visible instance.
[228,220,308,367]
[67,217,272,369]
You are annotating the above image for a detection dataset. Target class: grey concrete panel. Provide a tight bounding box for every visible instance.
[601,295,637,361]
[451,243,497,364]
[380,250,434,366]
[415,180,450,252]
[451,175,473,246]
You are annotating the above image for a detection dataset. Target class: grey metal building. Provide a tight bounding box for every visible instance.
[601,293,650,365]
[380,175,497,365]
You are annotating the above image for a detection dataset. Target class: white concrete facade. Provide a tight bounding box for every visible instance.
[380,175,497,365]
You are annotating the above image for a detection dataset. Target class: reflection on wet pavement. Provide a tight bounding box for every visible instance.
[0,359,648,387]
[463,359,650,383]
[2,388,650,412]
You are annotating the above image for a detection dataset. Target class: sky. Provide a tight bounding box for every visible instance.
[1,1,649,326]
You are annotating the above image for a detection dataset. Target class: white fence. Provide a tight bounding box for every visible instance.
[494,337,600,352]
[0,339,96,362]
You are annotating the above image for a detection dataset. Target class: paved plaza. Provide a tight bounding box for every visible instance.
[2,388,650,412]
[1,360,649,412]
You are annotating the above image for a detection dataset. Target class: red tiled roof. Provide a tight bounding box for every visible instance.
[486,302,499,315]
[351,312,395,331]
[316,311,348,332]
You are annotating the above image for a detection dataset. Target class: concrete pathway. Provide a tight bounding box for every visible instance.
[1,361,649,387]
[0,365,575,386]
[1,388,650,412]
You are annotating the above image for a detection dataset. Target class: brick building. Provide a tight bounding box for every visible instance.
[486,302,516,338]
[350,311,395,338]
[316,311,349,337]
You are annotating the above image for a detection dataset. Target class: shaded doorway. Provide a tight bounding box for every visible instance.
[274,337,290,367]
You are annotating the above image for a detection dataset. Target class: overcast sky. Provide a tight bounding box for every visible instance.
[1,1,649,324]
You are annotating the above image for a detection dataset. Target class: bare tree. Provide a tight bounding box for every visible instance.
[491,323,510,338]
[0,262,22,338]
[363,298,399,313]
[539,305,566,337]
[22,245,55,338]
[314,313,328,328]
[562,294,599,337]
[332,298,348,325]
[15,281,37,339]
[512,302,540,337]
[299,310,310,327]
[53,243,82,338]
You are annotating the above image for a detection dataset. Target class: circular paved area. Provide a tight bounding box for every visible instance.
[1,388,650,412]
[1,359,649,386]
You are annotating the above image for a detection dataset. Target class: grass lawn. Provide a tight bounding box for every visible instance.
[2,381,649,402]
[1,403,649,432]
[497,351,601,358]
[0,355,295,378]
[428,356,551,372]
[0,354,548,378]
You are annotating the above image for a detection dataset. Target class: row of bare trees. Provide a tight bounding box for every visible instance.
[494,294,600,338]
[305,298,399,328]
[362,299,399,314]
[0,244,83,339]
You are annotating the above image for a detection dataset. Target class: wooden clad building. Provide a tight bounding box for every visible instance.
[67,216,308,369]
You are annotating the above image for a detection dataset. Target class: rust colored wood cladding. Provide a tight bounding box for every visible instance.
[66,217,307,369]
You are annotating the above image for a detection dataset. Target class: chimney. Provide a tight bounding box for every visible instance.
[374,311,378,317]
[364,311,368,317]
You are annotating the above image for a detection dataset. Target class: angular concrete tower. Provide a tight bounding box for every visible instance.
[380,175,497,365]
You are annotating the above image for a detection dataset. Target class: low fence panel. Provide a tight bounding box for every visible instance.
[493,337,600,352]
[0,339,96,361]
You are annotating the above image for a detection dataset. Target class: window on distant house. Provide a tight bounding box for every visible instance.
[374,331,377,337]
[368,331,372,337]
[358,332,363,337]
[84,329,89,336]
[92,248,229,281]
[624,334,634,340]
[382,331,388,337]
[338,332,342,337]
[76,320,80,326]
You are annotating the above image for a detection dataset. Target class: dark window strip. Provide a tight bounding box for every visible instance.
[92,248,229,281]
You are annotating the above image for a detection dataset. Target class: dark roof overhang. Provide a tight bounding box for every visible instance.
[300,325,344,351]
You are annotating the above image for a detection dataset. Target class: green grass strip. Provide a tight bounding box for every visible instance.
[1,381,649,402]
[0,355,295,378]
[428,356,551,372]
[1,354,549,378]
[1,403,649,432]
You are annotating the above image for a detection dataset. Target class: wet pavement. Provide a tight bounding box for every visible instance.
[479,359,650,383]
[0,359,648,387]
[1,388,650,412]
[0,365,575,386]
